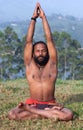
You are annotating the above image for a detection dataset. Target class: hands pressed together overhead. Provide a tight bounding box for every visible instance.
[32,3,45,19]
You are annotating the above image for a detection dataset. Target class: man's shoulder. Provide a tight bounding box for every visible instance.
[25,59,35,68]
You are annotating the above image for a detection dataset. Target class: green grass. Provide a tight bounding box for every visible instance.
[0,79,83,130]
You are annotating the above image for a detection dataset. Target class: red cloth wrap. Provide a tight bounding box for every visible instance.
[25,98,56,105]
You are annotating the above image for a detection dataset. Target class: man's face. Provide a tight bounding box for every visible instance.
[33,43,49,66]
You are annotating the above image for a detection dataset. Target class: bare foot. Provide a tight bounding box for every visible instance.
[48,102,64,110]
[51,106,62,110]
[18,102,37,112]
[18,102,25,108]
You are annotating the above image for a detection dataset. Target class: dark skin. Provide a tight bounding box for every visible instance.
[8,3,73,121]
[26,43,57,101]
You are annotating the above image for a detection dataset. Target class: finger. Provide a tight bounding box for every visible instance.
[34,3,38,13]
[36,2,40,10]
[36,4,40,14]
[37,7,40,15]
[37,2,40,7]
[44,108,50,110]
[36,3,41,11]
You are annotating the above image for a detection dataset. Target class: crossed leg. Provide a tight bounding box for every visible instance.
[23,103,73,121]
[8,102,73,121]
[8,104,41,120]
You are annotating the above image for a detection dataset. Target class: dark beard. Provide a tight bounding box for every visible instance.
[33,55,49,66]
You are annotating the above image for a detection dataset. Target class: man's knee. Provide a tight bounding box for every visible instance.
[67,111,73,120]
[63,111,73,121]
[8,110,16,120]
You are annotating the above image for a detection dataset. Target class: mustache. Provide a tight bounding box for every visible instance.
[37,55,45,58]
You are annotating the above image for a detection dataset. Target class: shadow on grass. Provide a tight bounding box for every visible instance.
[64,93,83,104]
[63,93,83,119]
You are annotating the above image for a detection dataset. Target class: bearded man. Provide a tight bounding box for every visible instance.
[8,3,73,121]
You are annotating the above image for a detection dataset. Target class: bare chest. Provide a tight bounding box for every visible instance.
[26,63,57,82]
[32,69,51,81]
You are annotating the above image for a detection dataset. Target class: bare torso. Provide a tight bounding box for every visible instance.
[8,4,73,121]
[26,59,57,101]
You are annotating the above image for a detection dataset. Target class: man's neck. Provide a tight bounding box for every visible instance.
[33,59,45,70]
[37,64,44,70]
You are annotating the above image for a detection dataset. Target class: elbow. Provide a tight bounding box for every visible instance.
[26,40,32,44]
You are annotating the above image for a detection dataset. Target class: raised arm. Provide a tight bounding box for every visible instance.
[38,3,57,63]
[24,4,39,65]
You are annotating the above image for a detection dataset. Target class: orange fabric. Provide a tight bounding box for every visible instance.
[25,98,56,105]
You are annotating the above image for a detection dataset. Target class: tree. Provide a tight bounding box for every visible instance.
[52,31,82,80]
[0,27,25,80]
[0,27,82,80]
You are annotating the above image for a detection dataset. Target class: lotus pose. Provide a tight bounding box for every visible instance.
[8,3,73,121]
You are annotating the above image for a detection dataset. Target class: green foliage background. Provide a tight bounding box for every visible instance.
[0,25,83,80]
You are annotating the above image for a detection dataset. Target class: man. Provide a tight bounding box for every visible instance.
[8,3,73,121]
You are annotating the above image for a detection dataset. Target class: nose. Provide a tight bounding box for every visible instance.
[39,50,43,55]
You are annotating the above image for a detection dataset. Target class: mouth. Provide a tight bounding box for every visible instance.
[38,56,44,60]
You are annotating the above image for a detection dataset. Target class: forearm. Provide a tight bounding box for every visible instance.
[42,15,53,42]
[26,19,36,43]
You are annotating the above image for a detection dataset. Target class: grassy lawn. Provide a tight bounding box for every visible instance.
[0,79,83,130]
